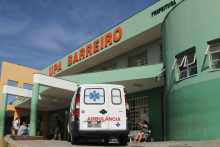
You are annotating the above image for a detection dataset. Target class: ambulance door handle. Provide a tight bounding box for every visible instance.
[119,111,123,112]
[100,109,107,114]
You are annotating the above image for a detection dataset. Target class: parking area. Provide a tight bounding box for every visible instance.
[14,140,220,147]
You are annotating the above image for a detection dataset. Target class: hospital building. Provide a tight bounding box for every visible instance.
[1,0,220,141]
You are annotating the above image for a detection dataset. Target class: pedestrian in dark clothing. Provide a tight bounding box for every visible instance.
[52,117,62,140]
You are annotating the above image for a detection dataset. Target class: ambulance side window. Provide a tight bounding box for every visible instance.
[112,89,122,104]
[84,88,105,104]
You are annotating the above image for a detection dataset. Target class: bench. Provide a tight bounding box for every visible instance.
[128,130,151,142]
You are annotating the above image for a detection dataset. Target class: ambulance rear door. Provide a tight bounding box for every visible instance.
[108,85,126,130]
[79,85,109,130]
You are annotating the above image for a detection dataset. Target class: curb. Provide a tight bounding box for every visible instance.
[5,135,29,147]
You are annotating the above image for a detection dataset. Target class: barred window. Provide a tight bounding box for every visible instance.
[102,63,117,71]
[127,51,147,67]
[128,97,149,130]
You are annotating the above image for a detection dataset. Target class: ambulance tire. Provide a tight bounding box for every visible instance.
[67,133,71,142]
[119,136,128,145]
[71,135,79,145]
[104,139,109,144]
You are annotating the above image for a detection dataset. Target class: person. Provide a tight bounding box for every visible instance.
[12,117,20,135]
[17,122,29,135]
[132,121,149,142]
[52,117,62,140]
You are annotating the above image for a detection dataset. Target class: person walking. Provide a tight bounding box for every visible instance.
[12,117,20,135]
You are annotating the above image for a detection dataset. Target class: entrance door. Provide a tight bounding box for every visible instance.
[79,85,109,130]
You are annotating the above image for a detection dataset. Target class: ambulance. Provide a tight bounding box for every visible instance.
[67,84,130,145]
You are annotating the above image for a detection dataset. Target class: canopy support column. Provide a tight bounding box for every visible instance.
[29,83,40,136]
[0,93,8,138]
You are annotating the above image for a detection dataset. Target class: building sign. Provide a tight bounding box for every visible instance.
[151,0,176,17]
[49,27,123,76]
[49,61,62,76]
[67,27,123,67]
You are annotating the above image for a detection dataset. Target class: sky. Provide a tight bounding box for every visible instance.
[0,0,158,72]
[0,0,159,103]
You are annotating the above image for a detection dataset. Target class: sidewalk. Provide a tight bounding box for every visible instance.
[0,139,3,147]
[14,140,220,147]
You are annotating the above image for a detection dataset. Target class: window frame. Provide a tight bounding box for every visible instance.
[184,51,196,67]
[111,88,122,105]
[172,56,186,70]
[205,44,220,55]
[102,62,117,71]
[172,49,197,80]
[205,42,220,71]
[127,50,148,67]
[155,68,165,82]
[84,88,105,105]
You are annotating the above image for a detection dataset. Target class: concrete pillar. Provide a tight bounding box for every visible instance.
[14,108,21,128]
[0,93,8,138]
[29,83,40,136]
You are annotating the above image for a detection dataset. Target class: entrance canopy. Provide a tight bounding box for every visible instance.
[4,73,77,111]
[12,63,163,111]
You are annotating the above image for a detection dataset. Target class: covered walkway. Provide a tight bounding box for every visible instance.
[0,73,77,138]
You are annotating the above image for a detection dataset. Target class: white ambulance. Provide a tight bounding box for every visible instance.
[67,84,130,145]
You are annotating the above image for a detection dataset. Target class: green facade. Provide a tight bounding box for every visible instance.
[49,86,164,141]
[41,0,183,77]
[60,63,163,85]
[162,0,220,141]
[83,38,162,73]
[128,86,164,141]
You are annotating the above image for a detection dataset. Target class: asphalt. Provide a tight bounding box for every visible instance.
[14,140,220,147]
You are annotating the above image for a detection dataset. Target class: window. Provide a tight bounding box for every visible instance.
[7,80,18,86]
[112,89,121,104]
[127,51,147,67]
[172,50,197,80]
[128,96,149,130]
[23,83,32,90]
[102,63,117,71]
[155,68,165,82]
[159,44,163,63]
[205,42,220,70]
[84,89,105,104]
[7,80,17,104]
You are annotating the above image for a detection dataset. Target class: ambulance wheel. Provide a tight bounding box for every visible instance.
[119,136,128,145]
[67,133,71,142]
[71,135,79,145]
[104,139,109,144]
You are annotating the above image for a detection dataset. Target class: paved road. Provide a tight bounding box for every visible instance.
[15,140,220,147]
